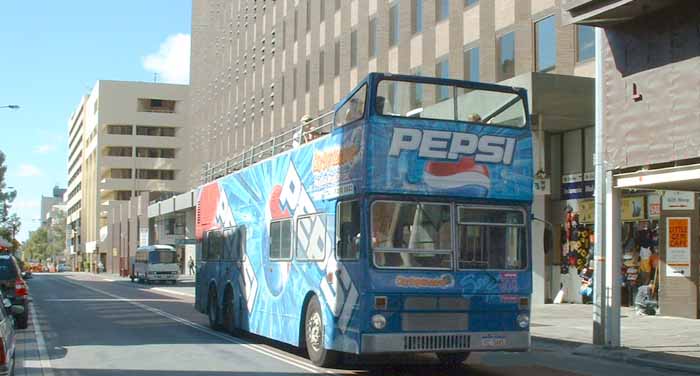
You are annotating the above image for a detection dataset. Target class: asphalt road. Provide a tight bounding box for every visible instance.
[24,273,684,376]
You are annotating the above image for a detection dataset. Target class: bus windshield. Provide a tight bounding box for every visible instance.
[375,79,526,127]
[149,250,176,264]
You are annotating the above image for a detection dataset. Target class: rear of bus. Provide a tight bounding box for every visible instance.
[356,74,533,360]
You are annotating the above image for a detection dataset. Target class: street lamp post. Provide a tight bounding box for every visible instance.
[0,105,20,110]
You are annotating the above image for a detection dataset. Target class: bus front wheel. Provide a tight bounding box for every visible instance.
[436,352,470,367]
[304,296,338,368]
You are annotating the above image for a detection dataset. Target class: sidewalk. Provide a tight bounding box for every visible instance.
[532,304,700,374]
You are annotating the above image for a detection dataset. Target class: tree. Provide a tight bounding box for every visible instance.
[0,150,17,225]
[23,227,49,261]
[47,209,66,257]
[0,214,20,252]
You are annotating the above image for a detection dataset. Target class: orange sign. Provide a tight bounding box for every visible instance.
[668,218,689,248]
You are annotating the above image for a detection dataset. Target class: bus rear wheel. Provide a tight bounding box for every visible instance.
[436,352,470,367]
[304,296,338,368]
[208,288,220,329]
[222,289,238,335]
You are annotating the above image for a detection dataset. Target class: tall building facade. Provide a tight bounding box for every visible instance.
[189,0,599,304]
[66,81,190,271]
[40,185,66,227]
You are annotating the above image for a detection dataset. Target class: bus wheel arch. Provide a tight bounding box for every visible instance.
[298,292,317,348]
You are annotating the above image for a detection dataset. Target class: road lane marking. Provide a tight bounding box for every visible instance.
[149,287,195,298]
[57,277,340,375]
[29,303,55,376]
[44,298,180,302]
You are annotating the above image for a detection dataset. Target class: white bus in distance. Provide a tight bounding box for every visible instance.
[131,245,179,284]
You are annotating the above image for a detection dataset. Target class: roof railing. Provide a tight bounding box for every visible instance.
[200,110,335,184]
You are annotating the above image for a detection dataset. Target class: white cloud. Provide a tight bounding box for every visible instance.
[143,33,191,84]
[12,199,40,210]
[35,144,55,154]
[17,164,42,177]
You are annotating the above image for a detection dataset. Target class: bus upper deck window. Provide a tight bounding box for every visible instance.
[336,85,367,127]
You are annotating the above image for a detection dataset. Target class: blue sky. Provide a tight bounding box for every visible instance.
[0,1,192,241]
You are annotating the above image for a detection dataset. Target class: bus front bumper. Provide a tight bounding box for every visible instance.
[360,331,530,354]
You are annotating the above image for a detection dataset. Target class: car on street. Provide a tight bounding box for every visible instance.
[0,292,22,376]
[0,257,28,329]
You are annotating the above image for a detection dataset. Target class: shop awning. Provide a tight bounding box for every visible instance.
[616,163,700,191]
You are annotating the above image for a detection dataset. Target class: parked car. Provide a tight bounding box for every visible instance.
[57,264,71,273]
[0,256,28,329]
[0,293,22,376]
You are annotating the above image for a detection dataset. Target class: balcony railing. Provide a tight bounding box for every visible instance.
[200,111,335,184]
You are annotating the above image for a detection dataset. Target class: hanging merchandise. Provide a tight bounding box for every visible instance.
[562,207,594,274]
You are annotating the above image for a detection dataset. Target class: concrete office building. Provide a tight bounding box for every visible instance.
[189,0,600,303]
[40,186,66,227]
[66,81,190,272]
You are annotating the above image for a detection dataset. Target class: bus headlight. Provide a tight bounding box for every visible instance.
[371,314,387,330]
[517,313,530,329]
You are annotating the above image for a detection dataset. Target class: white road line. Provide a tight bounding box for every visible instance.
[29,303,55,376]
[148,287,195,298]
[44,298,179,302]
[58,277,340,375]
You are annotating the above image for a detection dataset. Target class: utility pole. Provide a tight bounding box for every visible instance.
[592,26,606,345]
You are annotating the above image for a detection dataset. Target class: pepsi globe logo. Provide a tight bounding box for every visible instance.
[422,157,490,196]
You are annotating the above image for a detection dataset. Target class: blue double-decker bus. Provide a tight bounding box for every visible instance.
[194,73,533,367]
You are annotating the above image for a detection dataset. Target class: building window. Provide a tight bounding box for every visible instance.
[536,15,557,72]
[577,25,595,62]
[465,0,478,7]
[497,31,515,81]
[269,219,292,260]
[137,98,176,113]
[463,47,480,81]
[135,147,175,159]
[369,18,377,58]
[436,0,449,22]
[165,213,186,236]
[114,191,132,201]
[110,169,132,179]
[436,57,450,101]
[350,30,357,68]
[412,0,423,34]
[281,21,286,50]
[305,59,310,93]
[280,76,285,104]
[320,0,325,20]
[334,40,340,77]
[319,51,325,84]
[335,0,341,11]
[411,68,424,108]
[105,146,132,157]
[292,67,297,98]
[136,126,175,137]
[294,9,298,41]
[389,2,399,47]
[136,169,175,180]
[306,0,311,32]
[107,125,132,135]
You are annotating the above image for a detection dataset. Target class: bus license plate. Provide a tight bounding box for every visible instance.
[480,336,507,347]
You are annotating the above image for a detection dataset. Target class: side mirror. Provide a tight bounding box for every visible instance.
[10,305,24,316]
[2,299,11,309]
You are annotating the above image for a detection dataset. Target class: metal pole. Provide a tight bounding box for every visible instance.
[593,26,607,345]
[604,170,621,347]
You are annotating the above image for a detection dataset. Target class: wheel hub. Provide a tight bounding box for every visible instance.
[307,312,322,352]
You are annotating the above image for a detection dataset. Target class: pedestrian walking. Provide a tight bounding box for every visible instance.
[188,256,195,275]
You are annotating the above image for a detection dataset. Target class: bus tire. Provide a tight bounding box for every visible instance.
[222,288,238,335]
[208,287,220,330]
[304,296,339,368]
[436,352,470,367]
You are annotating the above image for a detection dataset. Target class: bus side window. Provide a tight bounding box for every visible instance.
[270,220,292,260]
[223,228,235,261]
[337,201,361,260]
[238,226,247,260]
[335,85,367,128]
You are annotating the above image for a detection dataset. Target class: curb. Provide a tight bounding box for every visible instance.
[534,337,700,375]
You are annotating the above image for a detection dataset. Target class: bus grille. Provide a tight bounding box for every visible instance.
[403,334,470,351]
